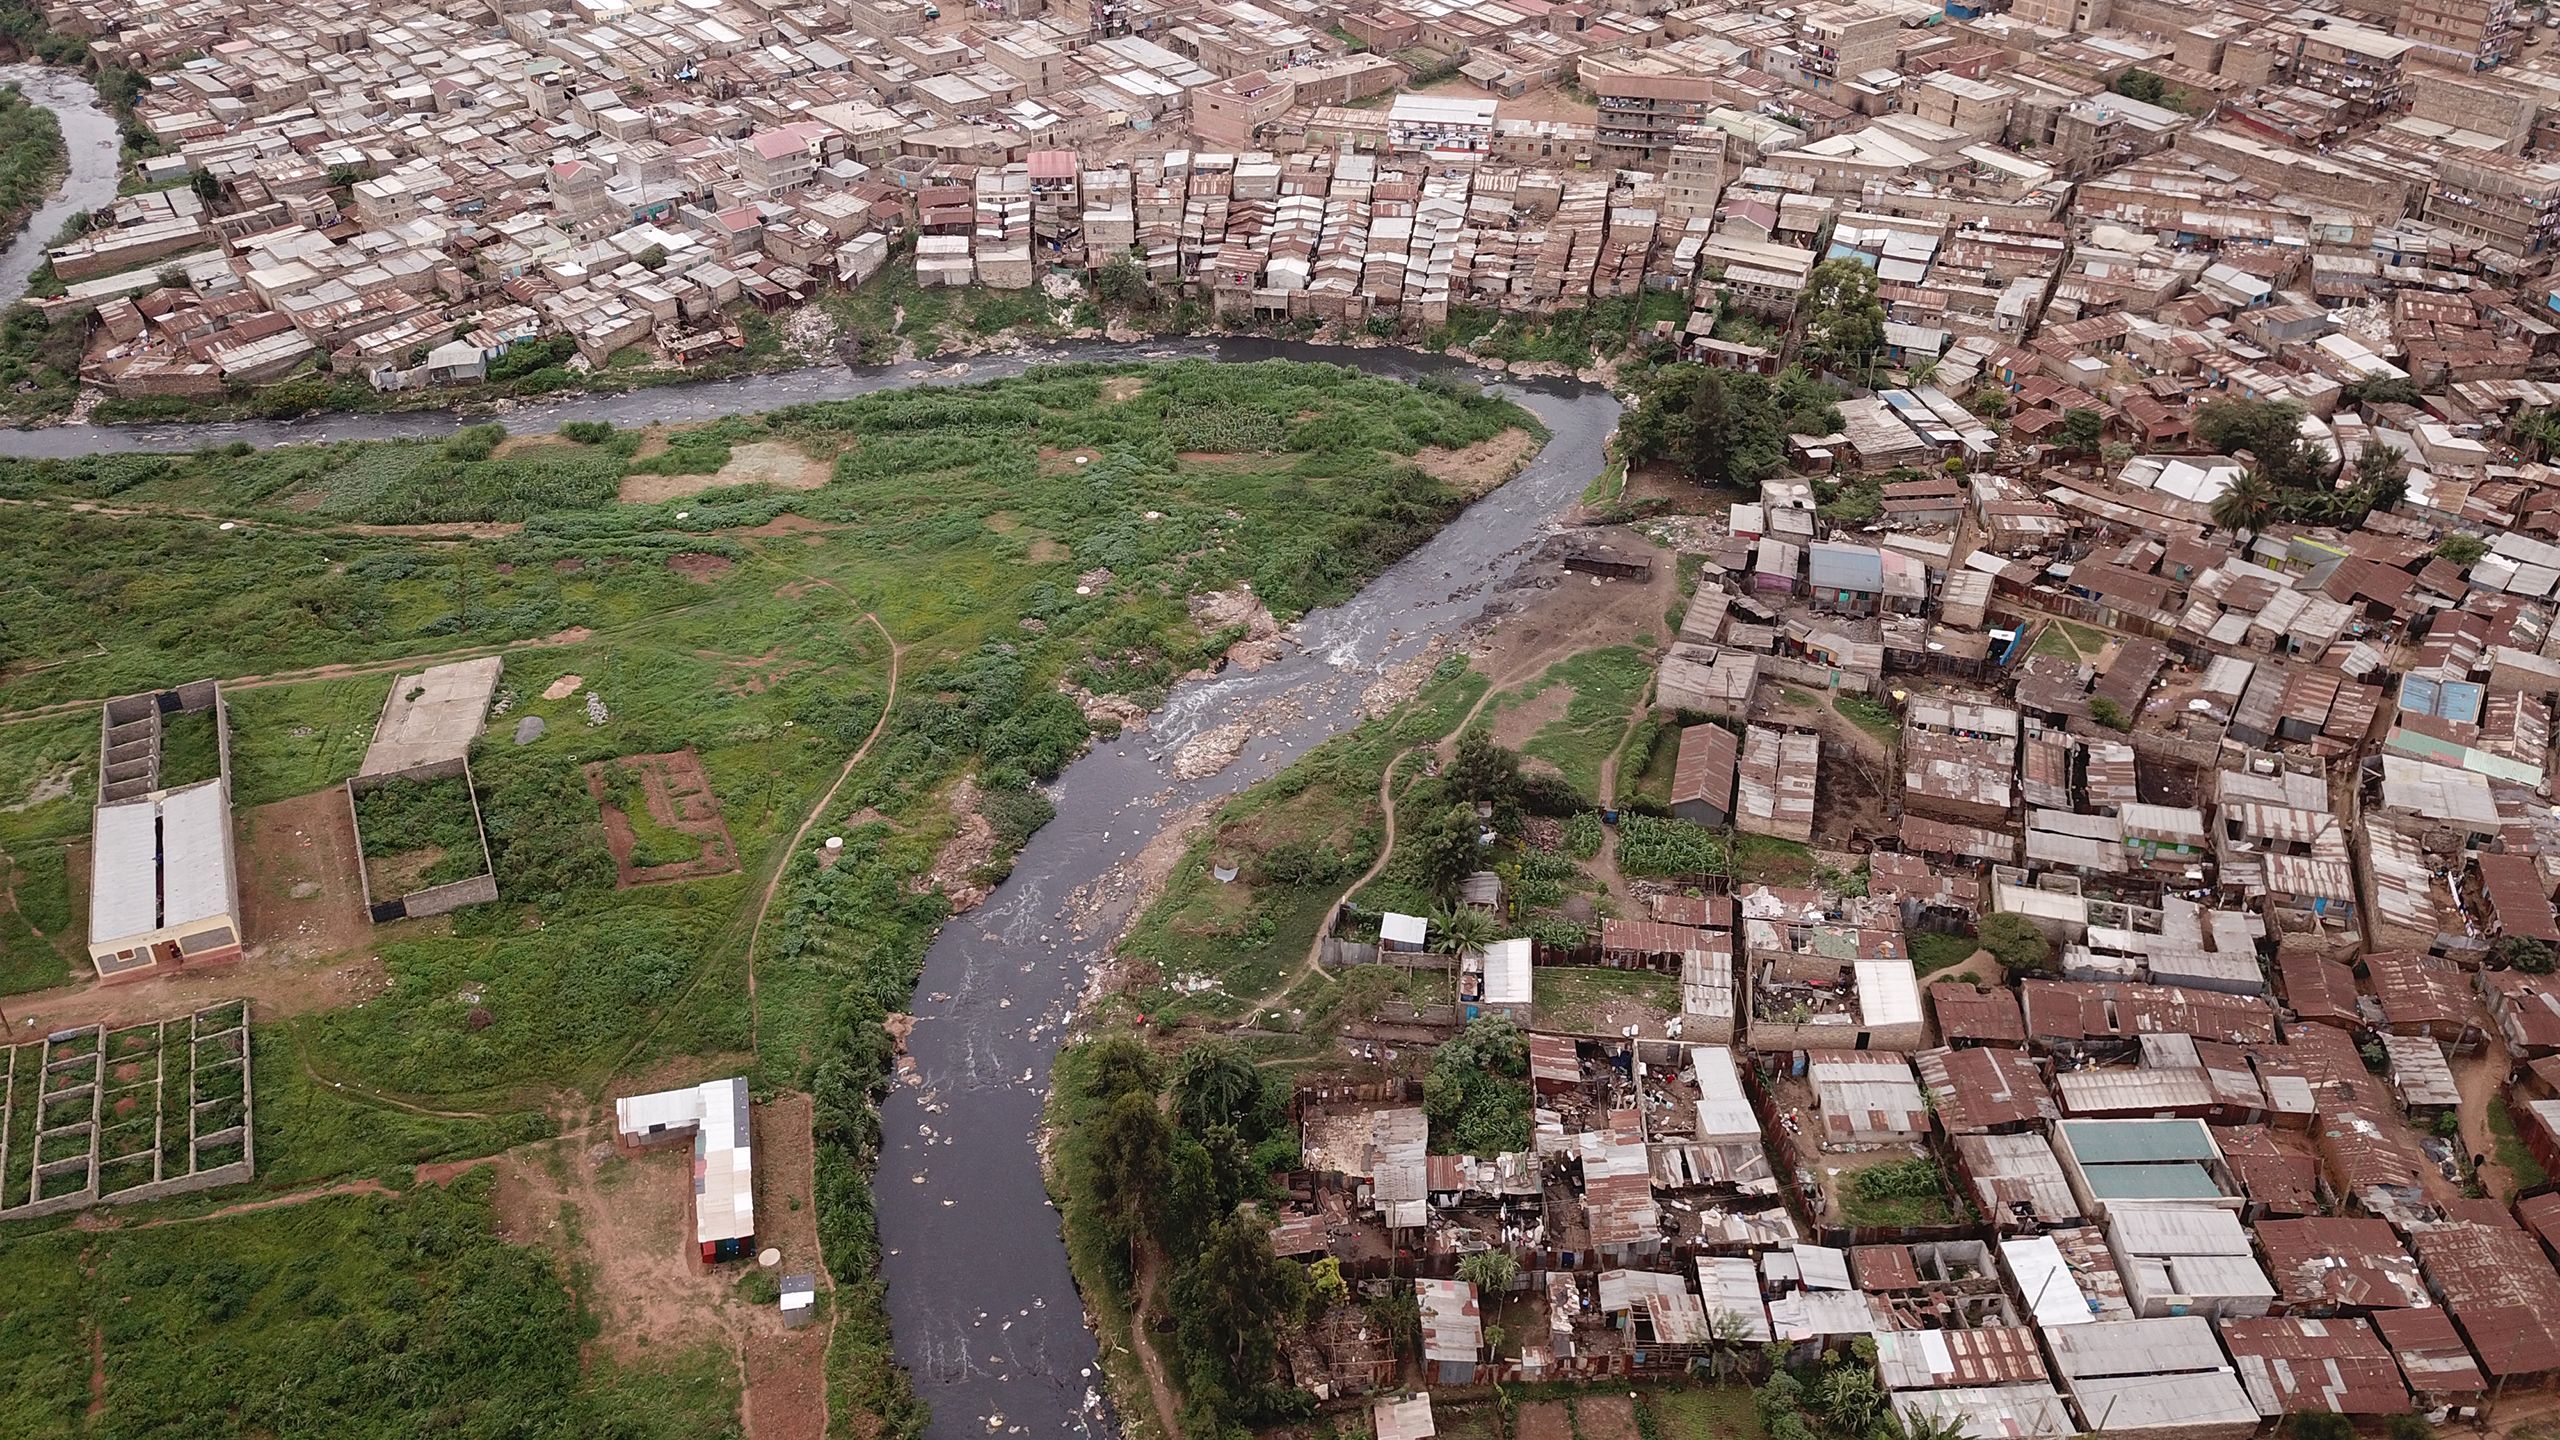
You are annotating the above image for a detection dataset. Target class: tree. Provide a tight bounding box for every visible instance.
[1428,904,1503,957]
[1456,1249,1519,1295]
[1899,1410,1977,1440]
[1094,253,1153,313]
[1072,1034,1161,1105]
[1424,1017,1531,1155]
[1976,912,2053,973]
[1447,727,1522,807]
[2343,375,2424,410]
[1306,1256,1351,1311]
[2088,697,2132,731]
[1801,259,1886,377]
[1412,802,1487,902]
[1680,366,1740,485]
[2436,533,2488,566]
[2209,469,2276,535]
[1086,1090,1170,1258]
[1174,1039,1262,1136]
[1168,1216,1308,1409]
[2513,405,2560,463]
[2057,408,2104,455]
[2112,67,2168,104]
[2196,398,2326,491]
[2351,442,2407,519]
[637,244,669,270]
[189,168,222,205]
[2498,936,2557,975]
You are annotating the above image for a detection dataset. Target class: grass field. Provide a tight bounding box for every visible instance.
[1532,966,1678,1034]
[1500,646,1651,801]
[0,361,1542,1438]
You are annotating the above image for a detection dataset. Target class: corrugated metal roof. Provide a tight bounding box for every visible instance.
[2409,1218,2560,1378]
[1892,1384,2073,1439]
[1417,1276,1482,1362]
[87,799,160,945]
[160,781,236,929]
[2255,1217,2428,1310]
[2221,1317,2409,1416]
[2059,1117,2221,1165]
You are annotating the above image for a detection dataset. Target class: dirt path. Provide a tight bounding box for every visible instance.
[299,1052,503,1120]
[747,609,901,1049]
[83,1176,392,1231]
[2455,1041,2519,1200]
[1295,745,1424,985]
[1586,678,1657,910]
[1125,1241,1186,1440]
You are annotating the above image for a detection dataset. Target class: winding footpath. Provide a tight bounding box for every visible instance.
[0,71,1629,1439]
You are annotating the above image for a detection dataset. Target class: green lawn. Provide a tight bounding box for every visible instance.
[1533,966,1678,1035]
[1647,1386,1767,1440]
[2492,1094,2550,1196]
[1500,645,1653,802]
[1911,929,1983,977]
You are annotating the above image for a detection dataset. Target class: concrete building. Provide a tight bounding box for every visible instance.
[616,1076,757,1263]
[86,681,241,980]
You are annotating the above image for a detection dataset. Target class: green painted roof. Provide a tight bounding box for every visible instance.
[2058,1118,2218,1164]
[2080,1162,2223,1200]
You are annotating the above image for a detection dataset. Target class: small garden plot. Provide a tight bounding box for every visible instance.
[353,771,489,897]
[584,749,739,887]
[1836,1154,1960,1229]
[1532,966,1681,1038]
[1614,813,1731,878]
[0,1000,256,1218]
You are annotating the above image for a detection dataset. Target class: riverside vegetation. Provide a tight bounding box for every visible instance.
[0,360,1538,1439]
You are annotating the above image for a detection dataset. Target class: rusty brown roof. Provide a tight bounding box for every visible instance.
[1930,982,2026,1046]
[2254,1217,2429,1310]
[1914,1045,2054,1134]
[2219,1317,2409,1415]
[2410,1218,2560,1378]
[2479,851,2560,943]
[2373,1306,2487,1402]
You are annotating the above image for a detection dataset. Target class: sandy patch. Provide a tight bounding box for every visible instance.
[1489,682,1575,751]
[619,441,831,503]
[1189,586,1285,671]
[1099,376,1146,404]
[984,511,1021,533]
[668,553,733,583]
[541,674,584,702]
[730,513,832,539]
[915,778,1000,913]
[1026,538,1070,564]
[1416,429,1543,498]
[1170,722,1251,781]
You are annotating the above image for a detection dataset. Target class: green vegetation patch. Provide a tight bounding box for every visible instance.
[1503,645,1651,801]
[1614,813,1730,877]
[1911,929,1981,977]
[1841,1156,1959,1228]
[0,1173,738,1440]
[1533,966,1678,1036]
[353,772,487,891]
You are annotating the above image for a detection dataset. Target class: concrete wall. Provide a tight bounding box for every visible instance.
[346,756,499,922]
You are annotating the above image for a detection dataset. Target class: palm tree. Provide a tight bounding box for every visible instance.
[1896,1408,1976,1440]
[2515,405,2560,463]
[1173,1039,1262,1135]
[1429,904,1503,956]
[2209,470,2275,534]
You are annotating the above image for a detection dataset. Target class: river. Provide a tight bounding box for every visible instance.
[0,64,118,307]
[0,74,1624,1440]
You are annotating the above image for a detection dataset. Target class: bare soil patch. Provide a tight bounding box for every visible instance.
[1516,1401,1574,1440]
[492,1130,706,1360]
[733,512,831,537]
[743,1092,830,1440]
[1489,682,1575,752]
[1099,376,1146,404]
[587,749,742,888]
[668,553,734,583]
[1576,1395,1642,1440]
[1415,429,1543,498]
[916,779,1000,913]
[1038,446,1102,475]
[1026,537,1071,564]
[541,673,584,702]
[236,789,371,966]
[711,648,810,695]
[1470,527,1678,686]
[621,441,828,503]
[984,511,1021,533]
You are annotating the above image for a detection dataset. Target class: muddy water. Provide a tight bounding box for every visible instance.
[0,65,119,307]
[872,369,1619,1440]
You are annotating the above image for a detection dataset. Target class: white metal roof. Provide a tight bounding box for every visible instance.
[1381,912,1428,947]
[1856,958,1923,1027]
[88,799,160,944]
[160,781,236,929]
[1480,938,1532,1006]
[1698,1255,1772,1341]
[2006,1235,2097,1327]
[1690,1046,1758,1143]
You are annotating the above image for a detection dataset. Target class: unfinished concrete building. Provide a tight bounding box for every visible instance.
[87,680,242,980]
